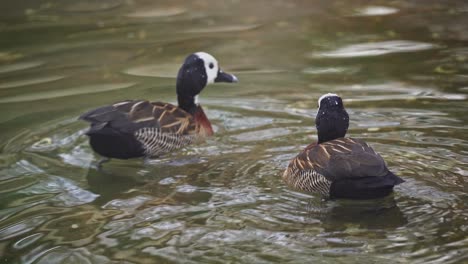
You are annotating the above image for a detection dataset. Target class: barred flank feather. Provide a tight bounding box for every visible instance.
[283,165,332,197]
[135,127,197,157]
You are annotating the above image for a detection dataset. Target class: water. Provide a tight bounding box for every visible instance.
[1,0,467,263]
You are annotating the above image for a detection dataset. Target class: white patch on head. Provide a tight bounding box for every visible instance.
[318,93,339,108]
[194,95,199,105]
[195,52,219,85]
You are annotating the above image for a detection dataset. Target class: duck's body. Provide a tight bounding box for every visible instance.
[283,137,403,199]
[80,100,213,159]
[80,52,237,160]
[283,93,404,199]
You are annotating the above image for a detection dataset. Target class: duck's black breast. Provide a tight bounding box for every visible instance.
[79,100,198,159]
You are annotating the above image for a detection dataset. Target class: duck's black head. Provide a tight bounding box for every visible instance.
[177,52,238,113]
[315,93,349,144]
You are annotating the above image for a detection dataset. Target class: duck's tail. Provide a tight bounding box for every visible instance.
[330,171,404,199]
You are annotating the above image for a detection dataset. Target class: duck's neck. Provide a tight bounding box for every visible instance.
[317,133,344,144]
[316,107,349,144]
[193,105,214,136]
[316,121,348,144]
[177,95,197,114]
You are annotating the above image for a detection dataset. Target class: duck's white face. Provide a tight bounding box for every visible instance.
[318,93,339,108]
[195,52,219,84]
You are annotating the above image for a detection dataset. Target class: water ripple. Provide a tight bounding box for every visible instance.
[0,1,467,263]
[353,6,399,17]
[20,175,99,206]
[0,76,65,89]
[0,61,44,74]
[312,40,436,58]
[126,7,187,18]
[0,83,136,103]
[183,24,261,34]
[123,64,180,78]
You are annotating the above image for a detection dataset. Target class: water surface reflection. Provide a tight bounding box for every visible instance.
[1,0,467,263]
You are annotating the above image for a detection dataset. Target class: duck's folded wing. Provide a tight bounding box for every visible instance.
[79,100,195,135]
[149,102,196,134]
[308,138,388,182]
[79,100,157,134]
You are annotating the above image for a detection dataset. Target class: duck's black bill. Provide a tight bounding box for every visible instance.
[215,70,238,83]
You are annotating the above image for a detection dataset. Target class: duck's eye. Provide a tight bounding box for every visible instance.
[209,63,214,69]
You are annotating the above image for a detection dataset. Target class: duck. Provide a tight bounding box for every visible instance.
[79,52,238,162]
[282,93,404,199]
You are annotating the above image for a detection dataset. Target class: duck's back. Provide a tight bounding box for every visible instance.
[80,100,208,159]
[283,137,404,199]
[310,138,387,181]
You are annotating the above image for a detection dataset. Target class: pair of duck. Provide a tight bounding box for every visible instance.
[80,52,404,200]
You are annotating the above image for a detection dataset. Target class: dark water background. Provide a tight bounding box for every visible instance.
[0,0,467,263]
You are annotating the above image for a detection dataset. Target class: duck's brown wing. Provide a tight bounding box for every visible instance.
[307,138,388,182]
[131,101,198,156]
[145,101,197,134]
[79,100,196,135]
[284,138,402,198]
[80,100,198,157]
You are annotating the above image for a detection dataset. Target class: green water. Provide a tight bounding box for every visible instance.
[1,1,467,263]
